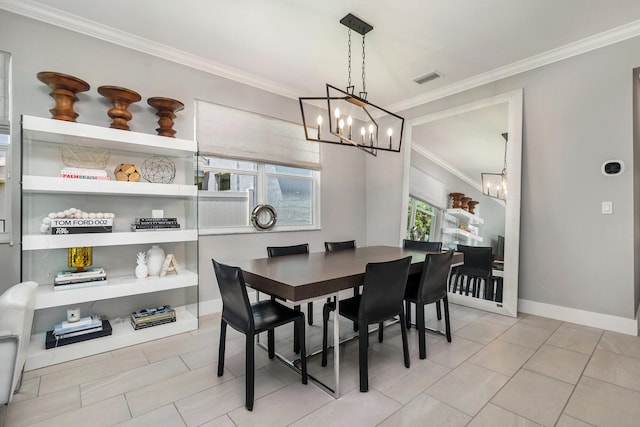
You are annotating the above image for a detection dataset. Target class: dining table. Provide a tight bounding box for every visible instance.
[226,245,463,398]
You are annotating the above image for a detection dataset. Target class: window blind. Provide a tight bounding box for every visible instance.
[196,100,320,170]
[409,167,445,209]
[0,51,9,134]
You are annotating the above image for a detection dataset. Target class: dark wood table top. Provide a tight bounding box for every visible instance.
[226,245,463,302]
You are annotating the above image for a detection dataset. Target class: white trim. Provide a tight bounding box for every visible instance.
[199,298,222,316]
[519,298,638,336]
[2,1,640,109]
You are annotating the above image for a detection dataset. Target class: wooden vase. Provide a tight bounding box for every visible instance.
[450,192,464,209]
[468,200,479,215]
[147,97,184,137]
[461,197,472,211]
[37,71,90,122]
[98,85,141,130]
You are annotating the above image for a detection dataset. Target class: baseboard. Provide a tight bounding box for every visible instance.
[519,298,638,336]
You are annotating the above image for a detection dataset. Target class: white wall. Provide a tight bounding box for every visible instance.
[0,11,367,306]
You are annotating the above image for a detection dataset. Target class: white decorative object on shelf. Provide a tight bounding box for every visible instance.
[135,252,148,279]
[146,245,165,276]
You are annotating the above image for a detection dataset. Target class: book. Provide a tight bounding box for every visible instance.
[54,279,108,291]
[46,320,112,349]
[131,224,180,231]
[55,267,105,280]
[59,315,99,329]
[131,317,176,330]
[131,305,175,320]
[135,217,177,223]
[52,226,113,235]
[54,275,106,285]
[131,311,176,325]
[56,325,103,339]
[54,315,102,335]
[60,167,108,177]
[50,218,113,227]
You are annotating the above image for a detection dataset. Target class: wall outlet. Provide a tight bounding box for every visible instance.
[602,201,613,214]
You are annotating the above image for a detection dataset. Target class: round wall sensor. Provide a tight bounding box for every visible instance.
[601,160,624,176]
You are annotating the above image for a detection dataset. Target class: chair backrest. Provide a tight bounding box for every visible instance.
[0,281,38,404]
[403,239,442,252]
[456,245,493,276]
[212,259,254,333]
[359,256,412,324]
[324,240,356,252]
[418,251,455,303]
[267,243,309,258]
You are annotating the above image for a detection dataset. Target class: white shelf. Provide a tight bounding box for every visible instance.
[25,306,198,371]
[22,229,198,250]
[444,208,484,225]
[442,227,484,243]
[22,115,196,156]
[35,270,198,309]
[23,176,197,197]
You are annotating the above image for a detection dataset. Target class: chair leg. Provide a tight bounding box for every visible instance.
[293,305,301,354]
[217,319,227,377]
[443,296,452,342]
[321,304,331,367]
[417,302,427,359]
[246,334,255,411]
[296,317,308,384]
[405,300,412,329]
[378,321,384,343]
[436,300,442,320]
[268,329,275,359]
[358,323,369,392]
[307,302,314,325]
[400,310,410,368]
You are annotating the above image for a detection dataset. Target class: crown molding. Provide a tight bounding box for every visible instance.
[0,0,299,100]
[388,18,640,112]
[3,1,640,111]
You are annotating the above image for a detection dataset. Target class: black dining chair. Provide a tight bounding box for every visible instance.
[452,245,493,299]
[212,259,307,411]
[325,240,359,330]
[266,243,310,354]
[402,240,443,328]
[321,256,412,392]
[404,251,454,359]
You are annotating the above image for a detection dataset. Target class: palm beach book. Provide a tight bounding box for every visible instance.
[46,320,112,349]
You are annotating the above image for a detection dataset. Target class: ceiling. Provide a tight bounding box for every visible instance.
[4,0,640,184]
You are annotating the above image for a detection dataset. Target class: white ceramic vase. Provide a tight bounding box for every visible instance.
[146,245,165,276]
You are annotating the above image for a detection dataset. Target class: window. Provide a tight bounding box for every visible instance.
[406,196,438,241]
[198,156,319,233]
[0,50,9,239]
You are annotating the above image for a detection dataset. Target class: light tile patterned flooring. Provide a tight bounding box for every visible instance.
[3,303,640,426]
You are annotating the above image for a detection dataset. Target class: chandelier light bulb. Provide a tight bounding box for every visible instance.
[360,126,366,144]
[347,116,353,139]
[387,128,393,148]
[316,115,322,140]
[335,108,340,132]
[339,119,345,136]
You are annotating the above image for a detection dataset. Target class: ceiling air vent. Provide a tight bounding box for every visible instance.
[413,71,443,85]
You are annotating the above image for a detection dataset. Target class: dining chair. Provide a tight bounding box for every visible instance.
[212,259,307,411]
[402,240,443,328]
[325,240,359,330]
[266,243,309,354]
[451,245,493,299]
[321,256,412,392]
[404,251,454,359]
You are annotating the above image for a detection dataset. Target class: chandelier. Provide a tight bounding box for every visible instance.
[481,133,508,201]
[299,13,404,156]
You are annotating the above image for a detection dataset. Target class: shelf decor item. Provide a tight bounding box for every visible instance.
[467,200,479,214]
[97,85,142,131]
[36,71,90,122]
[68,246,93,273]
[449,192,464,209]
[141,155,176,184]
[60,144,110,169]
[146,245,165,276]
[461,196,472,211]
[147,97,184,137]
[114,163,141,182]
[135,252,148,279]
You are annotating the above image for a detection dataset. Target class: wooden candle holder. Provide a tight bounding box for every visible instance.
[37,71,90,122]
[147,97,184,137]
[449,192,464,209]
[98,85,141,130]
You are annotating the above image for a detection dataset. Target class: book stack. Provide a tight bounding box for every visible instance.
[131,217,180,232]
[45,316,112,349]
[59,167,111,180]
[54,267,107,290]
[50,217,113,235]
[131,305,176,330]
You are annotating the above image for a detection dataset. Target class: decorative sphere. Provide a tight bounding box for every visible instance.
[114,163,141,182]
[141,155,176,184]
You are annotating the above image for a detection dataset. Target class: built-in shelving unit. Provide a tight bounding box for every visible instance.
[442,208,484,247]
[21,115,199,370]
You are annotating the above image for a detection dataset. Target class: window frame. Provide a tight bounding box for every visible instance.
[0,50,10,243]
[406,196,439,242]
[198,156,321,235]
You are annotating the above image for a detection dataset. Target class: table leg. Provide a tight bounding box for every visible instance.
[333,295,340,398]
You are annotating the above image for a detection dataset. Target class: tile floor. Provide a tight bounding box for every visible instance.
[3,303,640,427]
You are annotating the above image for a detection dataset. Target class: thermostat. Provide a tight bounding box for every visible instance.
[601,160,624,176]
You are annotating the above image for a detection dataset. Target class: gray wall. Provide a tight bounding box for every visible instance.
[368,36,640,320]
[3,10,640,323]
[0,11,367,305]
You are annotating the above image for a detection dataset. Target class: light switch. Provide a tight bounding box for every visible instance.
[602,201,613,214]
